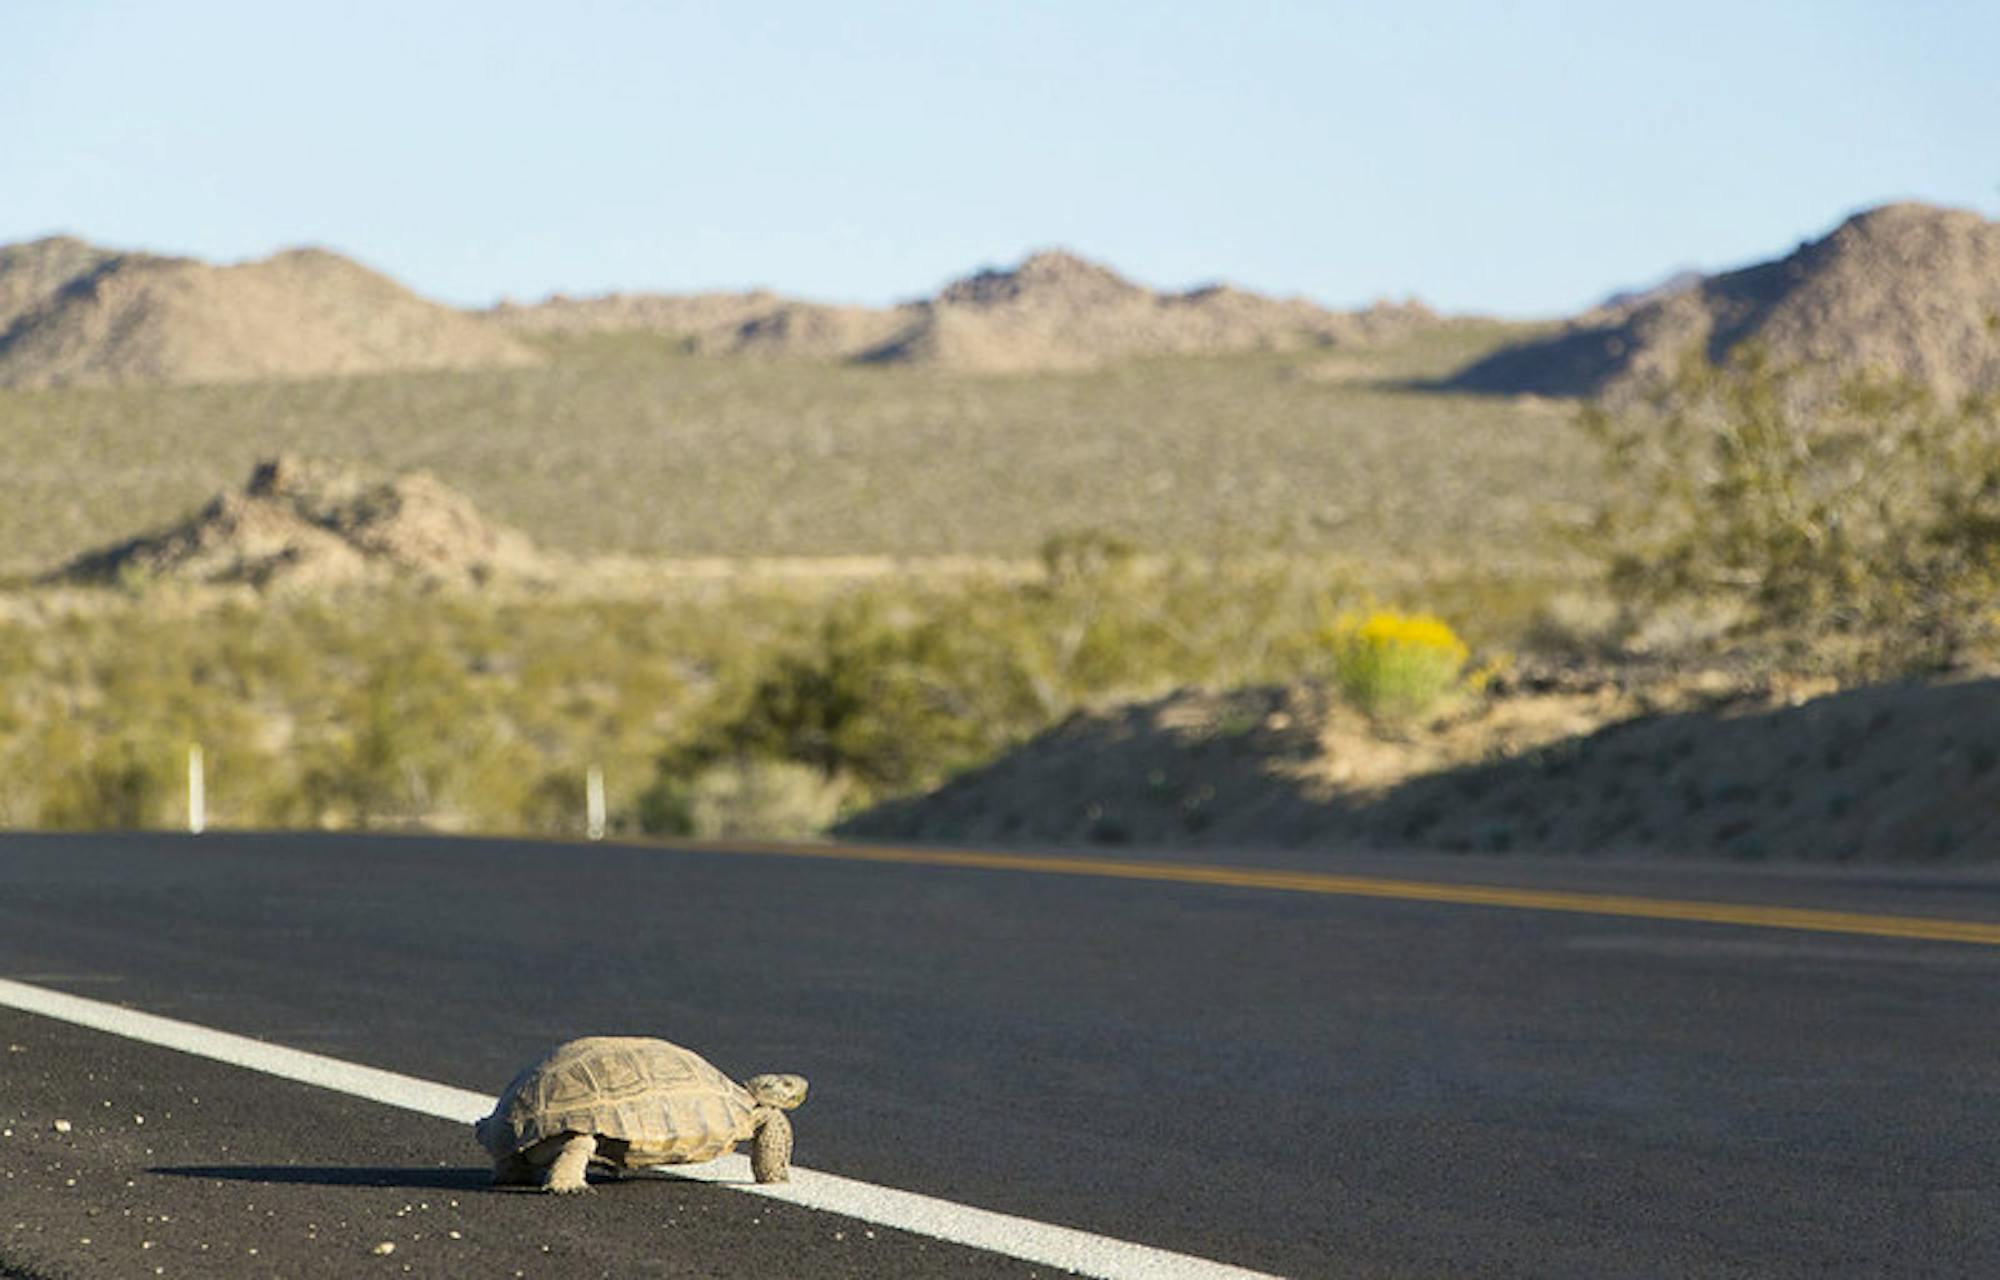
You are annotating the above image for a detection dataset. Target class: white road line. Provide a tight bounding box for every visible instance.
[0,977,1282,1280]
[0,978,492,1122]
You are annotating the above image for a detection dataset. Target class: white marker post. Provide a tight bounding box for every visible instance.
[585,764,606,841]
[187,744,206,835]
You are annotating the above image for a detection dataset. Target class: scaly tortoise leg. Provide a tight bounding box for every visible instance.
[751,1108,793,1183]
[491,1150,538,1187]
[544,1133,598,1194]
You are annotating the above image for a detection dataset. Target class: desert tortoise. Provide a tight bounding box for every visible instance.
[474,1036,809,1193]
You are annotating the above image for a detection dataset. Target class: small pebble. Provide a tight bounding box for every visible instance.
[372,1241,397,1256]
[52,1119,71,1134]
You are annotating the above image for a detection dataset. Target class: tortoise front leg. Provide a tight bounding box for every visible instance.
[544,1133,598,1194]
[750,1108,793,1183]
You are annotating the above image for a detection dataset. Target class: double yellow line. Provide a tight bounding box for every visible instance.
[658,838,2000,947]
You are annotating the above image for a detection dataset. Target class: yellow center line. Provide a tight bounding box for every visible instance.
[643,838,2000,947]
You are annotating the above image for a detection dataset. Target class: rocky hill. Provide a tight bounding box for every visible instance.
[0,238,536,388]
[488,249,1439,371]
[52,456,546,588]
[1447,202,2000,403]
[485,288,909,360]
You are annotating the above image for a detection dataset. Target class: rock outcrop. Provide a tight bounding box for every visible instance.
[53,456,545,588]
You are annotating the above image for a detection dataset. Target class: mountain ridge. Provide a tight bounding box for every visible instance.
[0,239,536,388]
[1447,202,2000,402]
[12,202,1995,391]
[488,247,1443,371]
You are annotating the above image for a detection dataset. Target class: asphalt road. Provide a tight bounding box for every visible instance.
[2,831,1998,1278]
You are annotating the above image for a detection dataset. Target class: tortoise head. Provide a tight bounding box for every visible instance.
[745,1073,809,1110]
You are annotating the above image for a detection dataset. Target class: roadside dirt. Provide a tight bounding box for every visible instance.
[844,667,2000,863]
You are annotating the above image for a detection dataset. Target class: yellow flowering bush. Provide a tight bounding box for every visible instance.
[1321,609,1470,721]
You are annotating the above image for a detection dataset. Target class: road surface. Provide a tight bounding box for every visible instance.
[2,831,1997,1277]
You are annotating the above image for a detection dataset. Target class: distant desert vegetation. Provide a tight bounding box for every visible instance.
[3,203,1999,857]
[0,319,1561,577]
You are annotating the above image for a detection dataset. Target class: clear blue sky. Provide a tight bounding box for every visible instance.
[6,1,1996,316]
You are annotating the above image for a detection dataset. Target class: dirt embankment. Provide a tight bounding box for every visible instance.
[843,669,2000,863]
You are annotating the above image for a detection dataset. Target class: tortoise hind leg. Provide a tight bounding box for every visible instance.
[544,1133,598,1194]
[491,1149,538,1187]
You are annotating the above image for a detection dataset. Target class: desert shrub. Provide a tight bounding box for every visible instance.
[0,586,706,833]
[1582,348,2000,672]
[297,642,486,827]
[639,759,845,840]
[638,549,1539,820]
[1038,528,1137,583]
[513,769,595,836]
[1321,609,1471,721]
[35,735,177,829]
[648,596,1047,813]
[2,544,1553,833]
[640,545,1383,823]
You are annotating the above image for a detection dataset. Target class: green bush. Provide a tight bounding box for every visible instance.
[36,737,177,829]
[649,596,1046,811]
[1581,348,2000,672]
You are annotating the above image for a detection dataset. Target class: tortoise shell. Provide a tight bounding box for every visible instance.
[479,1036,759,1166]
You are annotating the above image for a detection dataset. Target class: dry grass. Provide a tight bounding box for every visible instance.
[0,323,1585,576]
